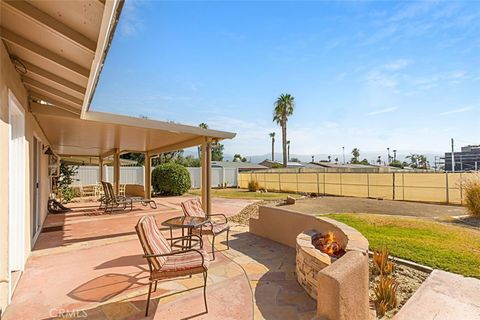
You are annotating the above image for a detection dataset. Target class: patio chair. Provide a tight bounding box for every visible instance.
[181,198,230,260]
[135,215,209,316]
[100,181,133,213]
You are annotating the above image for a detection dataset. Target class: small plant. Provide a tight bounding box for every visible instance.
[152,163,191,196]
[373,244,395,276]
[58,163,78,203]
[248,180,260,192]
[374,276,399,317]
[463,174,480,216]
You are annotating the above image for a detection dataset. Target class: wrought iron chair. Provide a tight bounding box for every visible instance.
[100,181,132,212]
[181,198,230,260]
[135,215,209,316]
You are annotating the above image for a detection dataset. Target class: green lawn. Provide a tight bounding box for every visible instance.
[326,214,480,278]
[188,188,302,200]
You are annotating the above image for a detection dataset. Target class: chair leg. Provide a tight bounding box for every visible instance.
[211,235,216,260]
[203,271,208,313]
[154,280,158,292]
[226,228,230,250]
[145,281,153,317]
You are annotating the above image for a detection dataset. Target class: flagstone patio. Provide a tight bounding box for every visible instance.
[2,196,315,320]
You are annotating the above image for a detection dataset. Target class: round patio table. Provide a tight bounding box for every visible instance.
[161,216,209,249]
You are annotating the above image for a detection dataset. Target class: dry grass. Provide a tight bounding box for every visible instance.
[188,188,302,200]
[463,174,480,216]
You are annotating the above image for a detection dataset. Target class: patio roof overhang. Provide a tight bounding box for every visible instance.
[35,109,236,157]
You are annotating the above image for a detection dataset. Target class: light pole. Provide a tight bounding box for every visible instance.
[342,146,345,164]
[387,147,391,165]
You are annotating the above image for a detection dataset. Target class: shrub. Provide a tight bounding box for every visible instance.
[60,186,77,203]
[373,244,395,276]
[152,163,191,196]
[463,175,480,216]
[248,180,260,192]
[374,276,398,317]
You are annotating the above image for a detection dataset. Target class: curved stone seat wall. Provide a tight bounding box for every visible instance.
[249,206,370,320]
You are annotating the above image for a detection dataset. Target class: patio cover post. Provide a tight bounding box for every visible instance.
[98,157,103,183]
[206,142,212,216]
[113,149,120,195]
[145,154,151,199]
[201,139,207,212]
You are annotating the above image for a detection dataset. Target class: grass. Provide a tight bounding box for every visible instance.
[326,213,480,278]
[188,188,303,200]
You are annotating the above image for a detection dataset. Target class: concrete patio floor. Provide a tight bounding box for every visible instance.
[3,196,315,320]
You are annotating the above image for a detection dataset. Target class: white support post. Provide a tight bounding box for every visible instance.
[201,139,207,212]
[98,157,103,183]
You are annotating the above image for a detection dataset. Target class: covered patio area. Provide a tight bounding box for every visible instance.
[2,196,316,320]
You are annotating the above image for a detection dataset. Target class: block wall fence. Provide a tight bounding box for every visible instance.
[239,172,479,205]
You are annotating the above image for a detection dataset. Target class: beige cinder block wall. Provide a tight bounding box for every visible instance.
[0,41,51,313]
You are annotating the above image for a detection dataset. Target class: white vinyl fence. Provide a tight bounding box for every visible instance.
[72,166,238,188]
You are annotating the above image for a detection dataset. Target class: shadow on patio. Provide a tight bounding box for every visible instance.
[2,197,315,320]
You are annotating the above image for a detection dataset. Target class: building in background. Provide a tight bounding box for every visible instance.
[444,145,480,172]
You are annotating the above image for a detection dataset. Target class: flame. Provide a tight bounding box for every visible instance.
[313,231,342,257]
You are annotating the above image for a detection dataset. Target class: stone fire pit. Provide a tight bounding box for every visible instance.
[250,206,370,320]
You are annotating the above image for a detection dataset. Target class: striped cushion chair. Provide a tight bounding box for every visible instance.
[135,215,209,316]
[181,198,230,260]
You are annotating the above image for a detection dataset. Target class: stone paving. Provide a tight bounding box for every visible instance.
[2,196,315,320]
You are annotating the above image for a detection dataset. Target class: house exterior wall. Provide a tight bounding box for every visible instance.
[0,42,51,313]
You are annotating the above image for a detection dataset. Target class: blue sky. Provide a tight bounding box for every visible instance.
[92,0,480,159]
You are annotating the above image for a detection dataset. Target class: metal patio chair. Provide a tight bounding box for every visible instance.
[181,198,230,260]
[135,215,209,316]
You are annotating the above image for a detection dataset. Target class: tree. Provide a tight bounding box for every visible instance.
[290,157,300,163]
[334,157,339,163]
[269,132,275,161]
[351,148,360,164]
[233,154,247,162]
[121,152,145,166]
[377,156,382,165]
[287,140,291,162]
[406,153,418,168]
[273,93,295,168]
[360,158,369,165]
[390,160,403,168]
[328,155,331,162]
[198,122,208,159]
[211,142,224,161]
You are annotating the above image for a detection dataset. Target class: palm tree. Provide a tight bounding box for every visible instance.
[198,123,208,159]
[269,132,275,161]
[273,94,295,167]
[287,140,291,162]
[351,148,360,163]
[377,155,382,165]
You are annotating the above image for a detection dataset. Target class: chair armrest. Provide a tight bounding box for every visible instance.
[144,249,206,266]
[167,235,203,248]
[209,213,228,224]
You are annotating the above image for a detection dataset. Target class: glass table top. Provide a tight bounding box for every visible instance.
[161,216,208,228]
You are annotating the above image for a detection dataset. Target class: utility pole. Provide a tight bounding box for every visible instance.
[451,138,455,173]
[342,146,345,164]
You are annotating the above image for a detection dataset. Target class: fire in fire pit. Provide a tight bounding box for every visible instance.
[311,232,346,258]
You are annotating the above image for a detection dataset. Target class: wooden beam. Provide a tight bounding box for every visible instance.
[22,60,86,94]
[0,27,90,78]
[28,90,81,115]
[147,136,206,157]
[30,101,79,118]
[23,77,83,106]
[3,1,96,53]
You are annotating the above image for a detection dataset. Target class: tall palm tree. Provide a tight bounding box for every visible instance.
[198,123,208,159]
[287,140,291,162]
[273,93,295,167]
[269,132,275,161]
